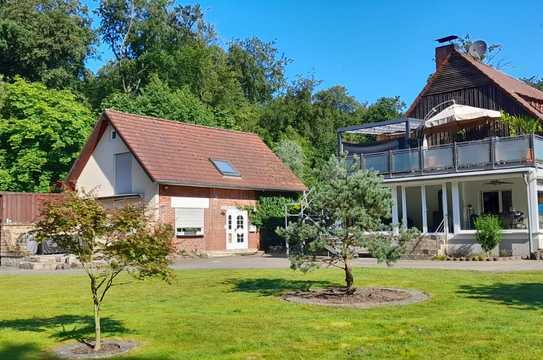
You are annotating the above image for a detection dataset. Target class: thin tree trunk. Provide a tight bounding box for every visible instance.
[94,302,101,351]
[344,257,354,293]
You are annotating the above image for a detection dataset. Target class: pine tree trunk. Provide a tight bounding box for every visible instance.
[94,302,101,351]
[344,258,354,293]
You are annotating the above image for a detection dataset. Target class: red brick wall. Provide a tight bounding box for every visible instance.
[159,185,260,253]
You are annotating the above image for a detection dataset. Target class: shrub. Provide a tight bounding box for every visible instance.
[474,214,503,255]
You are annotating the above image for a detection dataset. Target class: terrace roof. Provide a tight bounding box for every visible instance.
[337,118,424,135]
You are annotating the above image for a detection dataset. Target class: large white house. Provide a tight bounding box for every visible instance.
[338,43,543,257]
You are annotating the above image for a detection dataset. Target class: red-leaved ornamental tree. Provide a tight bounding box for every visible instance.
[35,191,173,351]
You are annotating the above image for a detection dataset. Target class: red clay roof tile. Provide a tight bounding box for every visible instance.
[71,110,307,193]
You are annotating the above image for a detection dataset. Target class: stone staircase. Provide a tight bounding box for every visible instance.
[18,254,81,270]
[402,234,444,259]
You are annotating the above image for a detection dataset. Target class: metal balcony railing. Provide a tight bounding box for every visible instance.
[352,134,543,177]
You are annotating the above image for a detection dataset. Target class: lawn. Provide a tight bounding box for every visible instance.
[1,268,543,359]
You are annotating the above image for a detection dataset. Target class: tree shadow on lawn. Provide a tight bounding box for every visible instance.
[0,314,131,344]
[0,342,169,360]
[0,342,61,360]
[458,282,543,310]
[226,278,338,296]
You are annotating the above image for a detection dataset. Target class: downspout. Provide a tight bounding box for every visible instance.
[522,171,534,258]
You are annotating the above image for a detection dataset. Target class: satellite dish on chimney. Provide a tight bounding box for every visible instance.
[468,40,487,61]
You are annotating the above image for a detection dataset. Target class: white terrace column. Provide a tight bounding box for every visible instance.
[528,175,539,234]
[526,171,539,254]
[421,185,428,233]
[390,185,399,234]
[401,186,408,229]
[451,181,461,234]
[441,183,449,234]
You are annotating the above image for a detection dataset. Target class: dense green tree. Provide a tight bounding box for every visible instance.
[260,80,405,174]
[94,1,249,121]
[361,96,404,123]
[227,37,290,103]
[0,0,95,87]
[0,78,94,192]
[102,75,216,125]
[310,86,366,163]
[0,0,409,193]
[258,77,321,144]
[96,0,216,94]
[102,75,256,131]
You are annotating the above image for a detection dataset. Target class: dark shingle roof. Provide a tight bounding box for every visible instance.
[407,48,543,121]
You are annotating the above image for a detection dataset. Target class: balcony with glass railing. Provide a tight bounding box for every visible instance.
[349,135,543,177]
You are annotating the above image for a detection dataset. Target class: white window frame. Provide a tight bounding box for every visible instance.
[174,208,205,237]
[481,189,512,214]
[114,152,132,194]
[172,197,209,237]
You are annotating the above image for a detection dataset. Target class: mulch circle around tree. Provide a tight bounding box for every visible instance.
[54,340,138,359]
[282,287,429,308]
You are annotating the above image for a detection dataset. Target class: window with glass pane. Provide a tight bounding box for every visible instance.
[482,191,500,214]
[236,215,243,229]
[237,233,244,243]
[501,191,512,213]
[210,159,240,177]
[175,208,204,236]
[114,152,132,194]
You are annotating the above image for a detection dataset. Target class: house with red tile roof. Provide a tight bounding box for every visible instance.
[67,110,306,256]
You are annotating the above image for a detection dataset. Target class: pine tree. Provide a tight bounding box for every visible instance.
[279,156,418,292]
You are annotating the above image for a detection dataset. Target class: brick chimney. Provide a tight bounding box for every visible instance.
[435,44,455,69]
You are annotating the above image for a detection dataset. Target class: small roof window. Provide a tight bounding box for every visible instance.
[210,159,240,177]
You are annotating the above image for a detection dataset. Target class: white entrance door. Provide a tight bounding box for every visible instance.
[226,208,249,250]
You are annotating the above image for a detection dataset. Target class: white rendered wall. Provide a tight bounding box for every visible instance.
[76,124,157,208]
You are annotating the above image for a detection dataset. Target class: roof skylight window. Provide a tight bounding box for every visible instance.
[210,159,240,177]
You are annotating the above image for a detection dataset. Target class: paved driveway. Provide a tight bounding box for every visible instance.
[171,255,543,272]
[2,255,543,275]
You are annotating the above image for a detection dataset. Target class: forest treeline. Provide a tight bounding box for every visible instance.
[0,0,406,192]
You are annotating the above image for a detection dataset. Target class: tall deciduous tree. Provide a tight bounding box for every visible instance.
[0,78,94,192]
[0,0,95,87]
[35,191,173,352]
[228,37,290,103]
[96,0,216,94]
[102,75,216,125]
[279,156,417,291]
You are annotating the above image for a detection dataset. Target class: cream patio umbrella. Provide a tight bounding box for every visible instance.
[421,102,502,148]
[424,103,501,128]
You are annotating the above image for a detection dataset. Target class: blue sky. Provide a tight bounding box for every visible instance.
[85,0,543,106]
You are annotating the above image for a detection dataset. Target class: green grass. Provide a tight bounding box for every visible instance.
[1,268,543,359]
